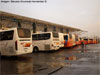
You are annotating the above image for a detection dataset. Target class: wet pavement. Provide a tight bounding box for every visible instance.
[0,44,100,75]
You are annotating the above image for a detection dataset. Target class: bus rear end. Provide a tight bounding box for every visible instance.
[72,34,76,46]
[59,33,64,48]
[88,39,91,44]
[75,35,81,45]
[15,28,32,55]
[96,39,98,43]
[64,34,75,47]
[51,32,60,50]
[89,39,93,44]
[93,39,98,44]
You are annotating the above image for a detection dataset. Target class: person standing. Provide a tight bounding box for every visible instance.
[81,41,85,52]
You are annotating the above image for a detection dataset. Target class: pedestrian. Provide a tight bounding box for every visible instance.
[81,41,85,52]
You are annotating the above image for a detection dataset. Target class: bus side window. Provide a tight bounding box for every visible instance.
[32,35,38,40]
[1,32,6,40]
[38,34,44,40]
[0,32,2,41]
[44,33,50,40]
[0,31,14,41]
[7,31,14,40]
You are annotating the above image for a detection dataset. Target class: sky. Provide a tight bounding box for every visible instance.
[0,0,100,37]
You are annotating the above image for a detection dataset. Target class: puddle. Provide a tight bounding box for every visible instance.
[65,56,77,61]
[47,62,71,68]
[79,58,90,61]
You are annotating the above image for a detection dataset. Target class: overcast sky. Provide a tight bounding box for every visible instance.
[0,0,100,37]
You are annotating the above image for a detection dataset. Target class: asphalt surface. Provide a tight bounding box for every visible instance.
[0,44,100,75]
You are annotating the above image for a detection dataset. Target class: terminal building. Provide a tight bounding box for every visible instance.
[0,11,81,33]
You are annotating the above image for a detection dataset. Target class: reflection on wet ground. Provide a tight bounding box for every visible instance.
[0,44,100,75]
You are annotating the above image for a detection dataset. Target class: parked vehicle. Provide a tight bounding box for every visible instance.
[89,39,94,44]
[59,33,64,48]
[75,34,81,45]
[83,38,88,44]
[32,32,60,52]
[0,28,32,56]
[64,34,76,47]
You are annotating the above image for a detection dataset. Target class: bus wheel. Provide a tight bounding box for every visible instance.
[33,47,39,53]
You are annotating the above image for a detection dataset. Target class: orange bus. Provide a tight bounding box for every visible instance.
[83,38,88,45]
[89,39,94,44]
[64,34,76,47]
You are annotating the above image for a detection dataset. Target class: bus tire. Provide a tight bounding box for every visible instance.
[33,47,39,52]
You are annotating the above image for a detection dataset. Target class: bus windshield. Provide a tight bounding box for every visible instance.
[17,28,31,38]
[53,32,59,38]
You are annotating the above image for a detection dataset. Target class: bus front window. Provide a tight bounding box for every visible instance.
[17,28,31,38]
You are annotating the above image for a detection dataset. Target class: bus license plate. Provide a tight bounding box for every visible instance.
[56,42,59,45]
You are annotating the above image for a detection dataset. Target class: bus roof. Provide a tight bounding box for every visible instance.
[0,27,17,32]
[0,27,30,32]
[32,32,58,35]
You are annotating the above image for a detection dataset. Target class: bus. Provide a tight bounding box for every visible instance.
[0,28,32,56]
[75,35,81,45]
[96,39,98,43]
[72,34,76,46]
[59,33,64,48]
[89,39,93,44]
[79,37,83,44]
[64,34,76,47]
[92,38,98,44]
[32,32,60,52]
[87,38,91,44]
[83,38,88,44]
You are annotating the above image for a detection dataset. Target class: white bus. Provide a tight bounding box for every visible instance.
[32,32,60,52]
[72,34,76,46]
[0,28,32,56]
[59,33,64,48]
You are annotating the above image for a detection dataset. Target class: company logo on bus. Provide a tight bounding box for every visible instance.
[21,42,31,47]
